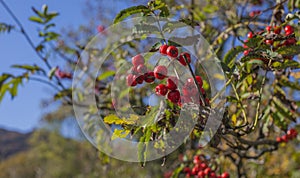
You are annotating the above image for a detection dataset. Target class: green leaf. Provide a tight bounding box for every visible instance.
[272,97,296,122]
[279,76,300,90]
[111,129,130,140]
[48,67,57,80]
[244,36,263,48]
[0,83,10,103]
[103,114,125,125]
[137,127,152,166]
[0,73,13,86]
[113,5,151,24]
[54,89,72,100]
[0,23,14,33]
[9,78,22,98]
[277,45,300,56]
[97,70,116,81]
[168,34,201,46]
[132,24,160,35]
[29,16,44,24]
[223,46,244,68]
[11,64,45,74]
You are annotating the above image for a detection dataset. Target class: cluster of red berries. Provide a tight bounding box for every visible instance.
[181,155,230,178]
[55,67,72,79]
[276,128,298,143]
[243,25,297,60]
[126,45,209,106]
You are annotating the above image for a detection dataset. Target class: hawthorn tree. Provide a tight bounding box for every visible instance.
[1,0,300,177]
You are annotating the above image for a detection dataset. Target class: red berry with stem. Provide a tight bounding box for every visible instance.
[284,25,294,35]
[221,172,230,178]
[244,50,250,56]
[166,46,179,58]
[132,54,145,66]
[159,44,169,55]
[154,65,168,80]
[167,90,180,103]
[166,76,178,90]
[276,136,282,143]
[247,32,253,38]
[136,64,147,73]
[274,26,281,34]
[183,167,191,174]
[155,84,168,96]
[144,71,155,83]
[178,52,191,66]
[282,135,288,143]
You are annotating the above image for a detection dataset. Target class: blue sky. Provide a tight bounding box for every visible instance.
[0,0,86,133]
[0,0,148,133]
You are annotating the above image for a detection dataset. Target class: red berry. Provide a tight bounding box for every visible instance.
[243,40,249,48]
[282,135,288,143]
[97,25,105,33]
[178,52,191,66]
[126,74,137,86]
[199,163,208,170]
[183,167,191,173]
[191,167,199,175]
[195,76,203,87]
[210,172,217,178]
[204,167,211,175]
[144,71,155,83]
[132,54,145,66]
[276,136,282,143]
[221,172,230,178]
[197,171,205,178]
[159,44,169,55]
[284,25,294,35]
[265,39,273,45]
[154,65,168,80]
[167,90,180,103]
[136,64,147,73]
[266,26,272,32]
[284,38,297,46]
[274,26,281,34]
[134,74,144,84]
[166,46,179,58]
[249,11,255,17]
[244,50,250,56]
[166,76,178,90]
[247,32,253,38]
[155,84,168,96]
[287,128,298,138]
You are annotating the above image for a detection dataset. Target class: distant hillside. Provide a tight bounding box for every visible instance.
[0,128,31,160]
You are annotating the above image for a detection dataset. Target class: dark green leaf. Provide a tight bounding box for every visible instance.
[244,36,263,48]
[113,5,151,24]
[0,23,15,33]
[223,46,244,67]
[11,64,45,74]
[97,71,116,81]
[277,45,300,56]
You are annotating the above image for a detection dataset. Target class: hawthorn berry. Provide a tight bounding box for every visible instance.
[204,167,211,175]
[166,76,178,89]
[132,54,145,66]
[155,84,168,96]
[199,163,208,170]
[266,26,272,32]
[144,71,155,83]
[183,167,191,174]
[221,172,230,178]
[210,172,217,178]
[136,64,147,73]
[178,52,191,66]
[284,25,294,35]
[284,38,297,46]
[243,40,249,48]
[167,90,180,103]
[126,74,137,86]
[265,39,273,45]
[166,46,179,58]
[247,32,253,38]
[195,76,203,87]
[197,171,205,178]
[134,74,144,84]
[159,44,169,55]
[274,26,281,34]
[244,50,250,56]
[276,136,282,143]
[282,135,288,143]
[154,65,168,80]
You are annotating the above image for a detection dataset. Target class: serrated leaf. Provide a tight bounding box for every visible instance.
[277,45,300,56]
[97,70,115,81]
[111,129,130,140]
[223,46,244,67]
[132,24,160,35]
[29,16,44,24]
[113,5,151,24]
[103,114,125,125]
